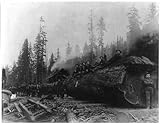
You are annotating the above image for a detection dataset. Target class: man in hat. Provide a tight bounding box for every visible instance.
[144,72,154,109]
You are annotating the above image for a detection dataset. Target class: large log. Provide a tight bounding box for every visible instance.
[28,99,52,113]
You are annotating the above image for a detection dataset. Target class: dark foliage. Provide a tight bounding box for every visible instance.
[129,33,158,64]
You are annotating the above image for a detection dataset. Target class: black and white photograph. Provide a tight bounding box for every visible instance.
[1,1,159,122]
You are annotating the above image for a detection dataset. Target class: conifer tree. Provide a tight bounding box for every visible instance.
[127,6,141,49]
[33,16,47,84]
[66,42,72,58]
[88,9,96,63]
[48,53,55,74]
[97,17,106,56]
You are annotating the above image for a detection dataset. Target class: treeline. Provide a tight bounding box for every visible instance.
[60,3,158,67]
[3,3,158,88]
[4,17,49,88]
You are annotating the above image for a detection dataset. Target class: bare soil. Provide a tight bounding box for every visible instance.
[2,96,159,123]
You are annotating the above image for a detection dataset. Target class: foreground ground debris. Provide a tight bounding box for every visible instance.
[2,96,159,122]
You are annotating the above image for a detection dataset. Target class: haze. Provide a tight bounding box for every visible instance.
[1,2,151,67]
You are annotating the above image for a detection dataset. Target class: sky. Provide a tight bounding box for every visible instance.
[1,2,153,67]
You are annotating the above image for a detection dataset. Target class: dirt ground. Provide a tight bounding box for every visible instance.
[2,96,159,123]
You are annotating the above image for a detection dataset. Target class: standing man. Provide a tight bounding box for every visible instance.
[2,68,7,89]
[144,72,154,109]
[103,54,107,62]
[86,61,92,73]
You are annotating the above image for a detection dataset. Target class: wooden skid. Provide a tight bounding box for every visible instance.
[14,102,22,113]
[19,102,35,122]
[34,111,46,120]
[28,99,52,113]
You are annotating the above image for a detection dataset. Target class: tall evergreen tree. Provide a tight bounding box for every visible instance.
[147,3,158,21]
[33,16,47,84]
[105,44,111,59]
[9,62,18,87]
[127,6,141,50]
[88,9,96,63]
[48,53,55,74]
[66,42,72,58]
[97,17,106,56]
[122,41,129,56]
[16,39,32,86]
[28,42,34,84]
[116,36,124,51]
[110,43,117,57]
[4,65,11,88]
[83,42,89,56]
[142,3,158,34]
[56,48,60,60]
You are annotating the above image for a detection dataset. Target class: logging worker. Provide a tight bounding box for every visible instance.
[2,68,6,88]
[99,56,104,65]
[73,64,80,78]
[73,64,78,76]
[144,72,154,109]
[103,54,107,62]
[94,59,99,68]
[78,63,83,76]
[56,79,62,97]
[82,62,86,74]
[84,62,90,74]
[85,61,89,73]
[86,61,92,72]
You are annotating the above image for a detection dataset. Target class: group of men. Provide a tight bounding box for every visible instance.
[72,61,92,78]
[94,54,107,67]
[72,53,109,78]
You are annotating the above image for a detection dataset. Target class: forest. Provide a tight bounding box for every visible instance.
[2,3,158,90]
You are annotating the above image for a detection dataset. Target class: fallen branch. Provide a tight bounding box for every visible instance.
[128,112,139,122]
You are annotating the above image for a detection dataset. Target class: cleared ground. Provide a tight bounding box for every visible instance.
[2,96,159,123]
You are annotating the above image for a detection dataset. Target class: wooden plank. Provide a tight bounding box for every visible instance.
[14,103,22,113]
[28,99,52,113]
[34,111,46,120]
[19,102,35,122]
[33,109,45,116]
[27,104,35,109]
